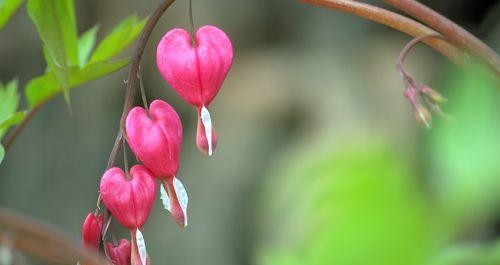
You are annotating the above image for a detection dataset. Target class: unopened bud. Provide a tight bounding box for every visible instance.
[414,105,432,129]
[421,85,447,105]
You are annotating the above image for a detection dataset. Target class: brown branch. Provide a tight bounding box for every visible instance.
[298,0,467,67]
[106,0,176,170]
[0,207,107,265]
[2,105,41,151]
[384,0,500,75]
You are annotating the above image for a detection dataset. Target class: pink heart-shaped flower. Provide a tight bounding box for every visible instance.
[99,165,157,229]
[126,100,182,179]
[156,25,233,156]
[81,213,103,250]
[107,239,131,265]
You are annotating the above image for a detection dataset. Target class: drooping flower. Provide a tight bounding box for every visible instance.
[100,165,156,265]
[156,25,233,156]
[126,100,182,179]
[126,99,189,228]
[100,165,156,230]
[106,239,131,265]
[81,213,104,250]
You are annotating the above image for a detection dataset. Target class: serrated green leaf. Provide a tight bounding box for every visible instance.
[78,26,99,68]
[0,145,4,165]
[89,15,147,64]
[0,0,23,31]
[25,58,130,107]
[27,0,79,104]
[0,79,20,139]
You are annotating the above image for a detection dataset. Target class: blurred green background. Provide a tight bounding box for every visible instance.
[1,0,499,264]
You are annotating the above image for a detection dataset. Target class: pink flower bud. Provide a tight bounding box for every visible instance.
[106,239,131,265]
[126,100,182,179]
[99,165,157,230]
[81,213,104,249]
[156,25,233,156]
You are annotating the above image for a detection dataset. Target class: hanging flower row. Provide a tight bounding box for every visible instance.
[81,24,233,265]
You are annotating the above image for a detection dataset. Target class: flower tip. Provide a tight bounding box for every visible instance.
[197,107,218,156]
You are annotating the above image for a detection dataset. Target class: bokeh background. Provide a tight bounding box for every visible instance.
[1,0,500,264]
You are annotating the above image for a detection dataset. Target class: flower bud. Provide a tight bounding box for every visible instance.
[126,100,182,179]
[106,239,131,265]
[421,85,447,105]
[156,25,233,156]
[81,213,103,250]
[99,165,157,230]
[414,105,432,129]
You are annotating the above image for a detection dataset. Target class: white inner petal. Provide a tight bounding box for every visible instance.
[135,229,147,265]
[173,177,189,227]
[160,184,171,212]
[200,106,213,156]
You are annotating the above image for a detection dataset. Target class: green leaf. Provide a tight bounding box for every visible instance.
[256,139,443,265]
[0,0,23,31]
[78,26,99,68]
[0,111,25,130]
[27,0,79,103]
[25,58,130,107]
[0,145,4,165]
[89,15,147,64]
[0,79,21,139]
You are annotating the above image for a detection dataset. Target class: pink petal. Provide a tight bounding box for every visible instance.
[125,100,182,178]
[106,239,131,265]
[156,25,233,107]
[81,213,103,249]
[99,166,157,229]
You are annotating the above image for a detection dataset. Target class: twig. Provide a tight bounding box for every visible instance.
[105,0,176,170]
[384,0,500,75]
[2,105,42,151]
[298,0,466,67]
[396,33,448,86]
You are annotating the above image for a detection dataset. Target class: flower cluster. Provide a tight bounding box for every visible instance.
[81,25,233,265]
[404,83,448,129]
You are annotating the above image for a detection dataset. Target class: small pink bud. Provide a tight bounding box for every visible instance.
[99,165,157,230]
[81,213,104,250]
[126,100,182,178]
[156,25,233,156]
[106,239,131,265]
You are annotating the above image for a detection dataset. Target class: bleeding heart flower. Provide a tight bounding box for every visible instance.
[81,213,104,250]
[107,239,131,265]
[126,100,188,228]
[156,25,233,156]
[126,99,182,179]
[99,165,157,230]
